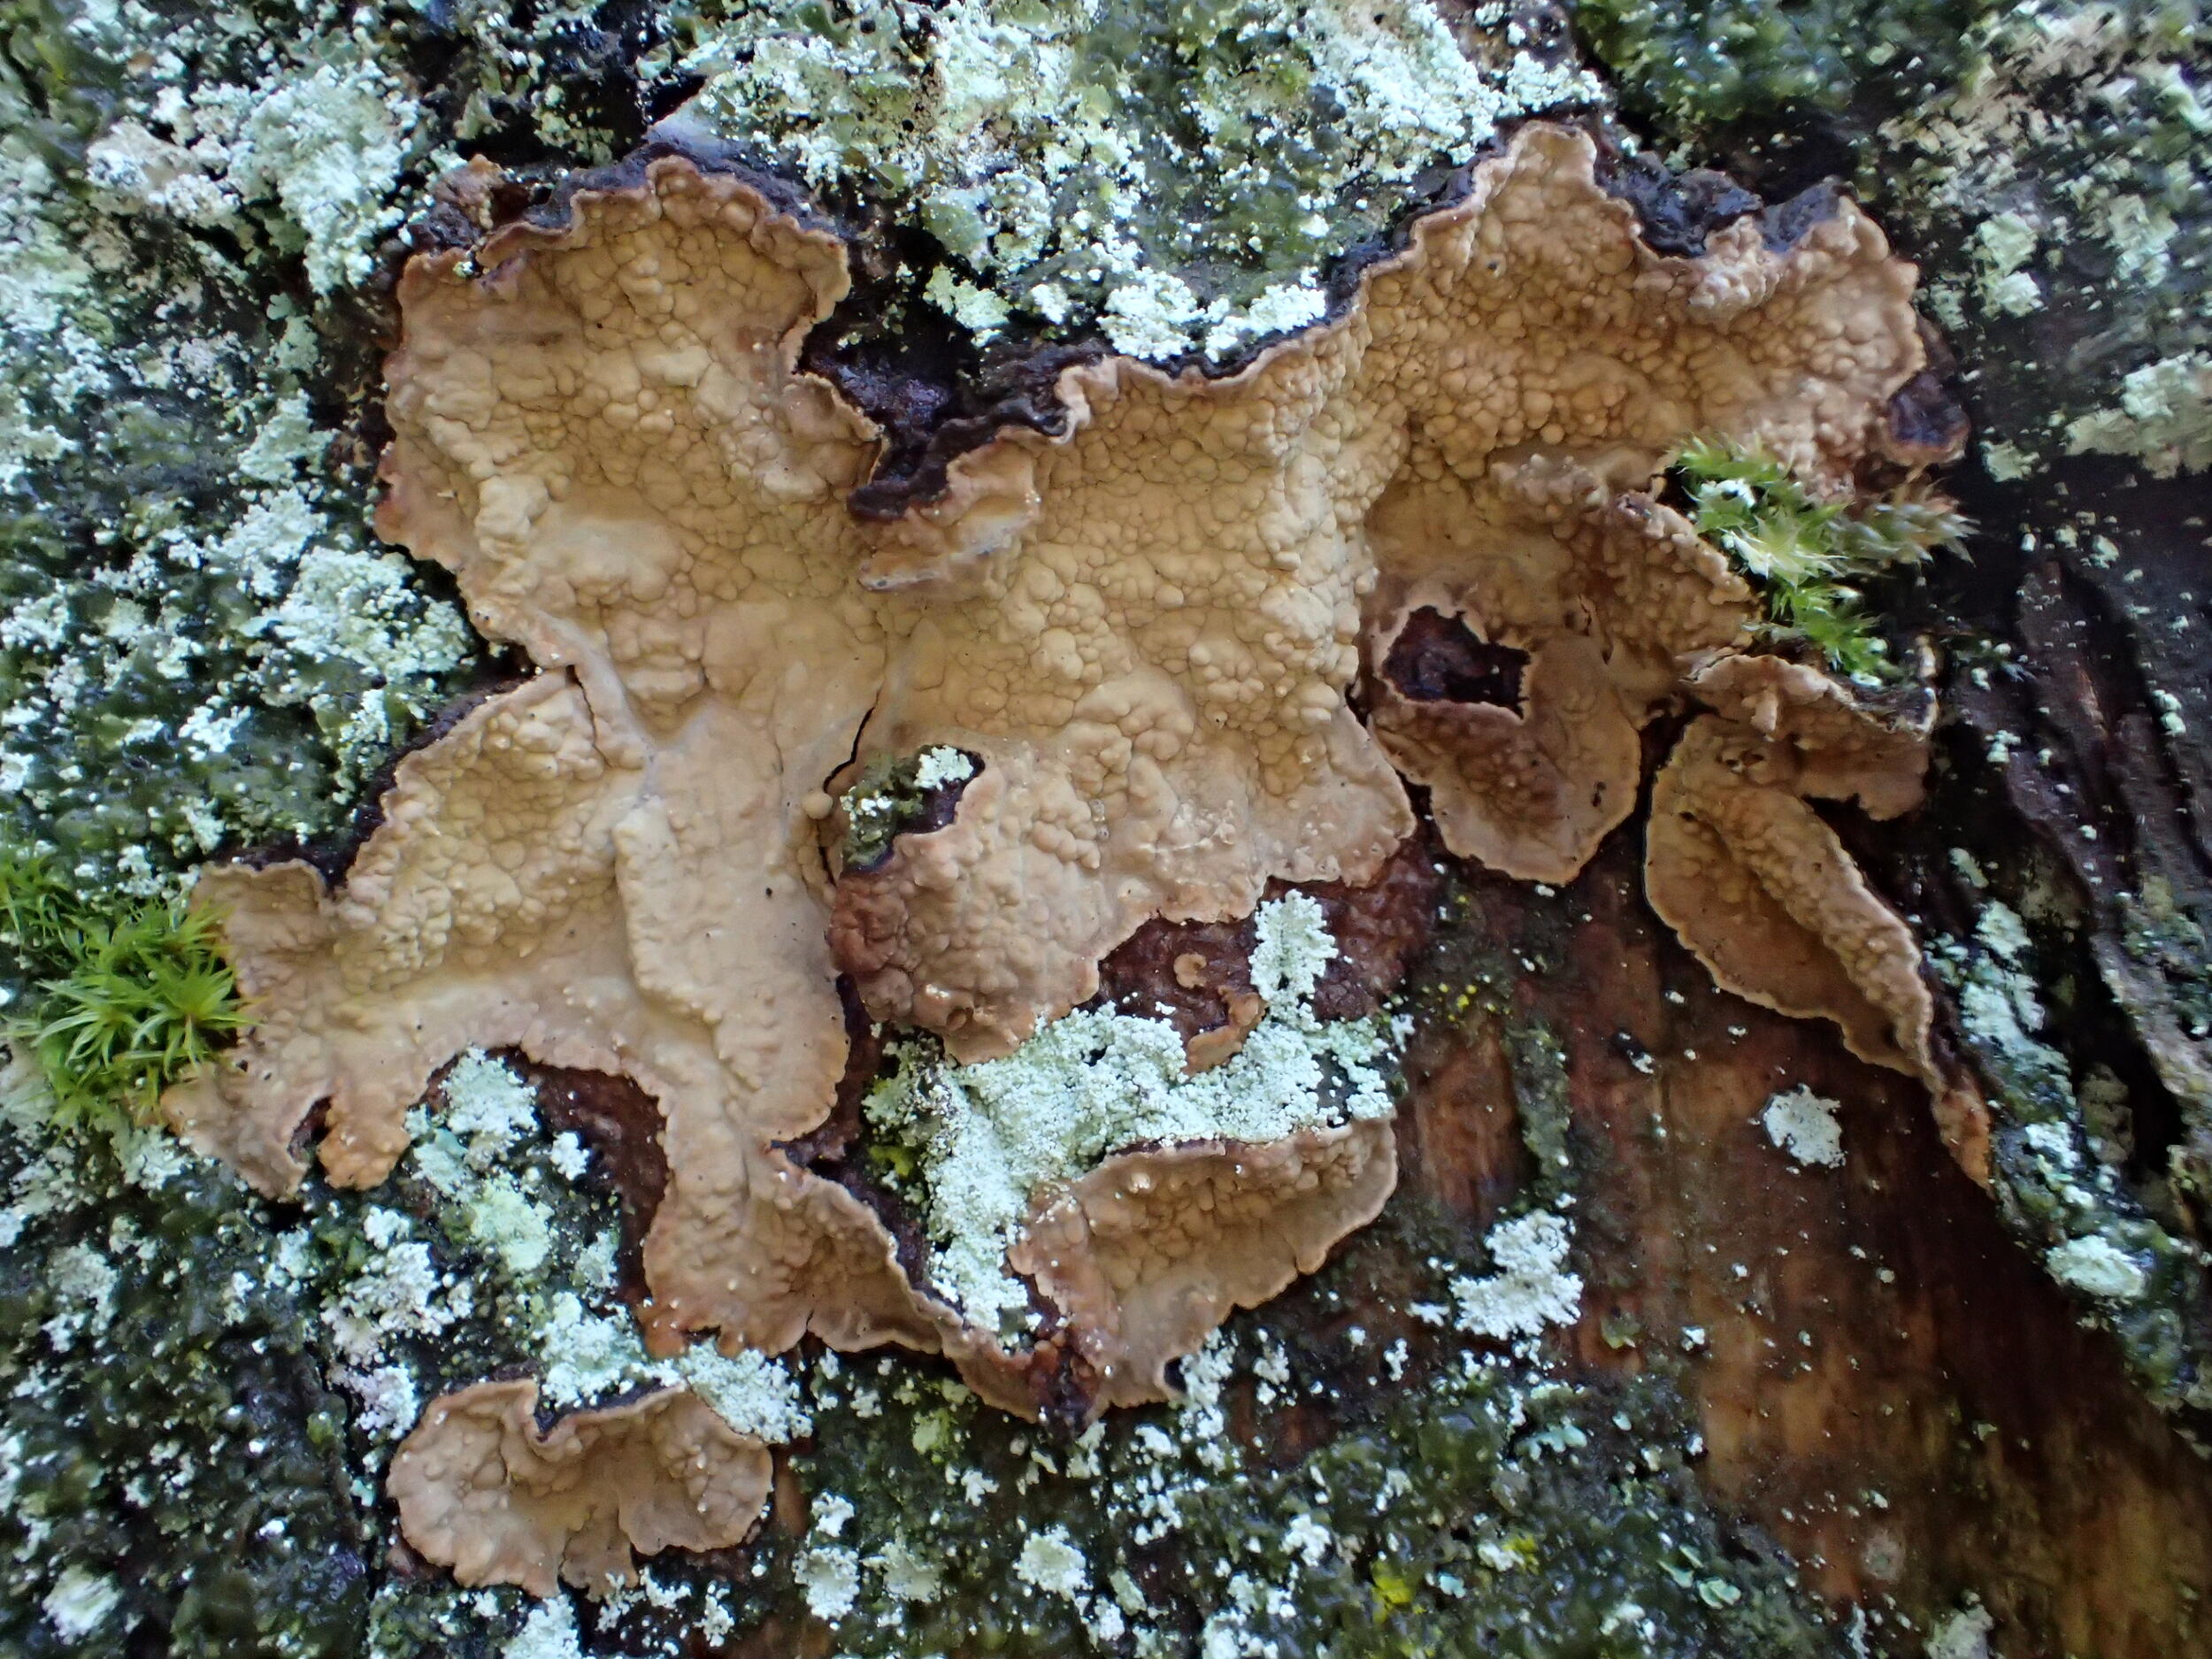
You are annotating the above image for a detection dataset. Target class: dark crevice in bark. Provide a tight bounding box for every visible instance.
[770,979,937,1294]
[506,1056,672,1309]
[1382,608,1530,712]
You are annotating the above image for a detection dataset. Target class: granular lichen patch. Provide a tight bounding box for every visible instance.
[656,0,1609,361]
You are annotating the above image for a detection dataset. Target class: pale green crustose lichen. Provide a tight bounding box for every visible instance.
[1930,899,2212,1409]
[864,893,1398,1329]
[658,0,1604,359]
[1877,0,2212,476]
[1761,1086,1847,1170]
[2065,350,2212,478]
[1447,1209,1584,1342]
[0,11,480,899]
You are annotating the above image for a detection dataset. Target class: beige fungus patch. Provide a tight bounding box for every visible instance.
[388,1379,773,1596]
[168,124,1952,1421]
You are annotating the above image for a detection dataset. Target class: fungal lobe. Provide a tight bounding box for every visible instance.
[166,124,1951,1460]
[388,1379,772,1597]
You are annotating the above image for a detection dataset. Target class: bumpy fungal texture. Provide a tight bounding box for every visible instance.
[1644,677,1987,1179]
[1010,1118,1396,1409]
[388,1379,772,1596]
[1365,459,1755,881]
[170,124,1936,1418]
[1647,714,1929,1075]
[1686,653,1934,820]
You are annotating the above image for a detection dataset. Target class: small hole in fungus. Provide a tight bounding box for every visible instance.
[1382,608,1529,712]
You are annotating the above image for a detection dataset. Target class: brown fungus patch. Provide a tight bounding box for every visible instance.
[1646,674,1992,1180]
[1010,1118,1399,1410]
[388,1379,772,1597]
[1647,714,1932,1077]
[169,124,1943,1431]
[1363,454,1757,883]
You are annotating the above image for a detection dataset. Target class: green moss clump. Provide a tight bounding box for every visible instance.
[1572,0,1992,136]
[0,847,242,1135]
[1674,436,1967,682]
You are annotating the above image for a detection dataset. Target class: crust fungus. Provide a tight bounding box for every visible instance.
[1647,711,1932,1078]
[1647,659,1992,1179]
[168,121,1950,1448]
[388,1379,772,1596]
[1011,1118,1397,1410]
[1363,459,1755,882]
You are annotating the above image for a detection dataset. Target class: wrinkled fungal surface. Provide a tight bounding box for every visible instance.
[15,2,2212,1654]
[389,1378,772,1597]
[169,121,1947,1434]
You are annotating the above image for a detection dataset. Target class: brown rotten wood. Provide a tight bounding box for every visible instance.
[1396,831,2212,1659]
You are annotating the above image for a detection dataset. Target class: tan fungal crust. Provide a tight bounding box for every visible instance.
[1686,653,1934,820]
[1183,991,1267,1073]
[170,124,1941,1423]
[1647,712,1933,1077]
[1367,599,1644,885]
[168,674,646,1193]
[834,125,1922,1033]
[1364,459,1756,882]
[1647,675,1993,1180]
[388,1379,772,1596]
[1010,1119,1398,1410]
[823,737,1407,1064]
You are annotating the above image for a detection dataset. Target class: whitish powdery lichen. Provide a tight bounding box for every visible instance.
[865,895,1394,1327]
[503,1596,588,1659]
[662,0,1603,356]
[1761,1086,1846,1169]
[1014,1526,1089,1599]
[41,1565,123,1643]
[1926,1600,1997,1659]
[0,12,486,895]
[1449,1210,1584,1341]
[2066,352,2212,479]
[2046,1234,2149,1303]
[1880,1,2212,477]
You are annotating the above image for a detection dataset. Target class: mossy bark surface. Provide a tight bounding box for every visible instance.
[4,3,2210,1657]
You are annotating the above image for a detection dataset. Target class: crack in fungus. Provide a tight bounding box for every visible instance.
[1382,607,1531,712]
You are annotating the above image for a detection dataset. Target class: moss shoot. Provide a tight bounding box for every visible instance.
[1673,435,1967,683]
[0,848,242,1136]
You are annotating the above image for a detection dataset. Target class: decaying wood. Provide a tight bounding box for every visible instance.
[1398,830,2212,1658]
